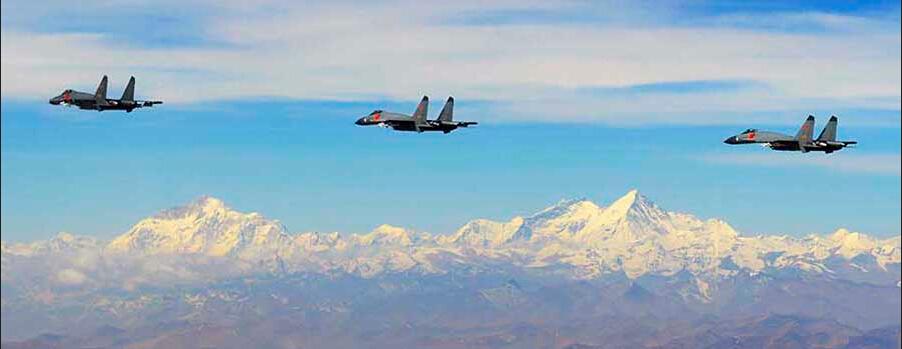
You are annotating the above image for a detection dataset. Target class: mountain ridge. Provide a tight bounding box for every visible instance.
[3,191,900,347]
[4,190,898,284]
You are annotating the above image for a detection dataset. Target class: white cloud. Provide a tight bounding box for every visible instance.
[1,1,899,125]
[701,152,902,176]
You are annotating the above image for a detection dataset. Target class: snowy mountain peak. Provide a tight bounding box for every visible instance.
[182,196,233,217]
[151,196,229,221]
[107,196,289,256]
[829,228,858,241]
[194,195,227,212]
[444,216,526,247]
[826,228,878,259]
[54,231,77,242]
[1,232,99,257]
[533,198,599,219]
[43,232,99,251]
[613,189,641,206]
[602,189,660,221]
[355,224,415,246]
[293,231,343,252]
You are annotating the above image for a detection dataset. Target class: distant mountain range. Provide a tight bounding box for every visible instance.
[5,190,899,282]
[2,191,900,348]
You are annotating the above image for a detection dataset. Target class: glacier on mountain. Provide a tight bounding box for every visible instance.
[3,191,899,289]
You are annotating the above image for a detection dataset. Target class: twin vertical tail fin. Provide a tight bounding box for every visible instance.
[95,75,109,100]
[437,97,454,122]
[795,115,815,142]
[413,96,429,129]
[816,116,838,142]
[121,76,136,102]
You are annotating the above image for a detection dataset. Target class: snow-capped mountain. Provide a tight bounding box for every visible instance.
[3,232,99,257]
[3,190,899,285]
[441,217,526,247]
[106,196,293,258]
[351,224,421,247]
[447,190,738,249]
[440,189,899,279]
[3,191,900,346]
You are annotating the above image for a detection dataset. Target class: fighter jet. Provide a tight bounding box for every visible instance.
[49,76,162,112]
[355,96,477,133]
[724,115,856,153]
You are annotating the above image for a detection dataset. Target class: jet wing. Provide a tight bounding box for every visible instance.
[380,119,419,131]
[383,119,414,126]
[434,121,478,127]
[767,140,798,146]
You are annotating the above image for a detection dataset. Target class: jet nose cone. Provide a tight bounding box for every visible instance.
[49,97,60,105]
[724,136,739,144]
[355,117,366,125]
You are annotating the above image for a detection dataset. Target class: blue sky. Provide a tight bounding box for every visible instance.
[2,1,900,241]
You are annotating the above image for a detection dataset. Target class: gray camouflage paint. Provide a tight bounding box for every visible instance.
[724,115,856,153]
[356,96,477,134]
[49,76,162,112]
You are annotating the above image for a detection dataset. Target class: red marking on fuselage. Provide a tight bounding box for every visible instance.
[63,91,72,103]
[373,113,381,121]
[747,132,756,140]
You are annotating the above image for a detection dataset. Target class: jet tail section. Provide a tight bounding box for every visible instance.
[816,115,838,142]
[437,97,454,122]
[95,75,109,100]
[121,76,136,102]
[794,115,815,142]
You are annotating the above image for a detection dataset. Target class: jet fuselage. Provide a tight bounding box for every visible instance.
[723,130,802,150]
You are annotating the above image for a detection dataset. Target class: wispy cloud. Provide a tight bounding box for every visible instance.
[1,1,899,125]
[700,152,902,176]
